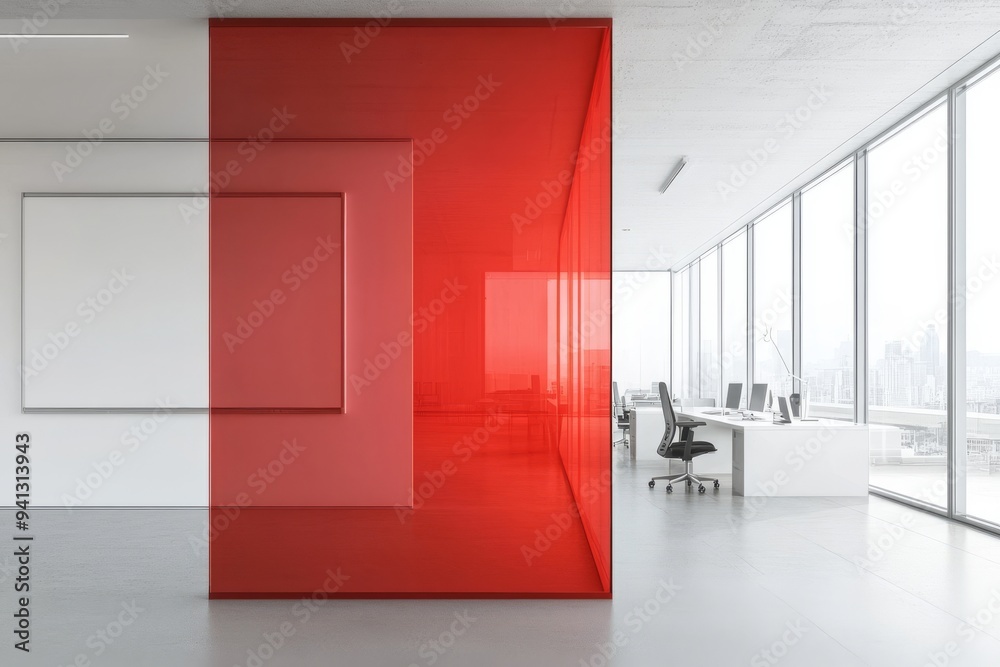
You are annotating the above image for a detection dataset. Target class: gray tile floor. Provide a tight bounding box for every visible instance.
[7,455,1000,666]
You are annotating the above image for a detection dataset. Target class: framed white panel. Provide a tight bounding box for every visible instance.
[22,195,208,410]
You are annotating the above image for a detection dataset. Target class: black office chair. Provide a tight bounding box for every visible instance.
[648,382,720,494]
[612,382,630,449]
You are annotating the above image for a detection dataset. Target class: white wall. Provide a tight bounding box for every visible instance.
[23,195,208,410]
[0,20,207,138]
[612,271,670,397]
[0,20,208,506]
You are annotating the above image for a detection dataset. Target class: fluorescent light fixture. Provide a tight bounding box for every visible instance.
[658,157,687,194]
[0,34,129,39]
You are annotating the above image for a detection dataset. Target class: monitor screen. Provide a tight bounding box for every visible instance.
[725,383,742,410]
[749,383,768,412]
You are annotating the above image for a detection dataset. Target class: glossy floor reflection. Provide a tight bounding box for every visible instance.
[13,452,1000,666]
[870,463,1000,526]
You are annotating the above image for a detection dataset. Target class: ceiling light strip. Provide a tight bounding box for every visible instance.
[0,34,129,39]
[658,157,687,194]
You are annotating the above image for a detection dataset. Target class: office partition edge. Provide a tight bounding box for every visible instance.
[853,151,867,426]
[791,191,802,395]
[948,84,967,519]
[746,224,755,391]
[689,260,700,399]
[717,242,724,406]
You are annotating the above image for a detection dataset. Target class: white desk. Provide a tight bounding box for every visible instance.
[632,406,870,497]
[629,405,732,473]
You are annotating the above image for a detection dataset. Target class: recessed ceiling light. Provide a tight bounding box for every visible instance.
[658,157,687,195]
[0,34,129,39]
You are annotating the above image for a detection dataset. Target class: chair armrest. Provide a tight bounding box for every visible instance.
[677,421,707,459]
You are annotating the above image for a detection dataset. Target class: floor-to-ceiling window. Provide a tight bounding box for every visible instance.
[674,267,692,399]
[963,66,1000,525]
[752,201,793,400]
[613,272,671,396]
[700,249,720,405]
[867,102,949,507]
[722,230,749,408]
[671,268,683,398]
[801,162,855,421]
[686,264,700,399]
[663,56,1000,535]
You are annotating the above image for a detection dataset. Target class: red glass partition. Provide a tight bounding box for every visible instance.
[209,20,612,598]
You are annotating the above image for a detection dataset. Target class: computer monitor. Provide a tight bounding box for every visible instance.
[724,383,742,411]
[749,383,768,412]
[776,396,793,423]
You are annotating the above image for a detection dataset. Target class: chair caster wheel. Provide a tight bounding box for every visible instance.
[648,480,655,488]
[666,485,673,493]
[698,485,706,494]
[714,480,720,489]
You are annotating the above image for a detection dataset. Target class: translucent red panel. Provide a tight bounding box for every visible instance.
[209,20,611,598]
[209,141,414,508]
[211,195,344,409]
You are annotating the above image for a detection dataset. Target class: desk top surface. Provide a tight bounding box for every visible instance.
[633,405,866,431]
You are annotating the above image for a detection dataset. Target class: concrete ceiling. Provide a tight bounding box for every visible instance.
[2,1,1000,270]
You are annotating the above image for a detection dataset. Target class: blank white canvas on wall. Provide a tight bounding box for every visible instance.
[22,195,208,410]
